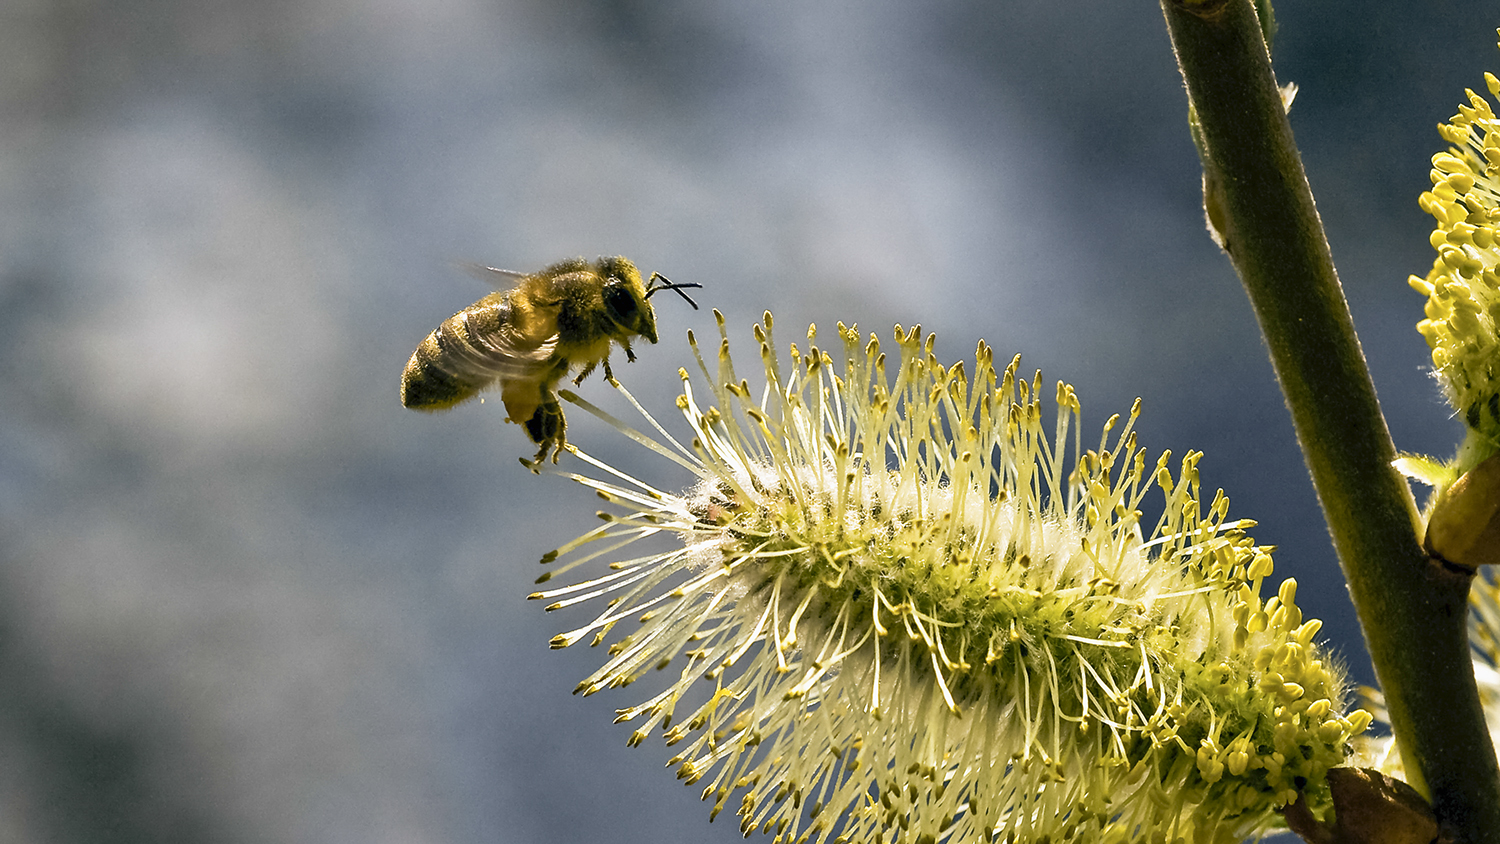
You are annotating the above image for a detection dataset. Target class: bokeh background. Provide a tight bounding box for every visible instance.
[0,1,1484,841]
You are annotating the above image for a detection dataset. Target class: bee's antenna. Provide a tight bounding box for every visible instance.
[645,273,702,310]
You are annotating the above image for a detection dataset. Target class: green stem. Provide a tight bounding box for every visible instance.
[1157,0,1500,840]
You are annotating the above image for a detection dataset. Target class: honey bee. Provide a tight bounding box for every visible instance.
[401,256,699,463]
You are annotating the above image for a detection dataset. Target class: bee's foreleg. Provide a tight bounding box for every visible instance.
[622,341,637,364]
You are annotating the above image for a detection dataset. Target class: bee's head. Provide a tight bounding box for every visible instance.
[598,258,658,344]
[598,257,701,345]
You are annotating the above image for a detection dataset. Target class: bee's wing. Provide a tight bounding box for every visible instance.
[455,262,528,291]
[431,298,559,382]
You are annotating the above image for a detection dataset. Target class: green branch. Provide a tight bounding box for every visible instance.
[1157,0,1500,840]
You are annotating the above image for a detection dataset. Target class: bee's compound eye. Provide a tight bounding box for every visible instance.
[602,280,640,326]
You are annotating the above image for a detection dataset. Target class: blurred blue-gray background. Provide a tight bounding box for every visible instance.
[0,1,1480,841]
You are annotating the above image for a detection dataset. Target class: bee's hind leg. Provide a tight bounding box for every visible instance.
[525,394,567,464]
